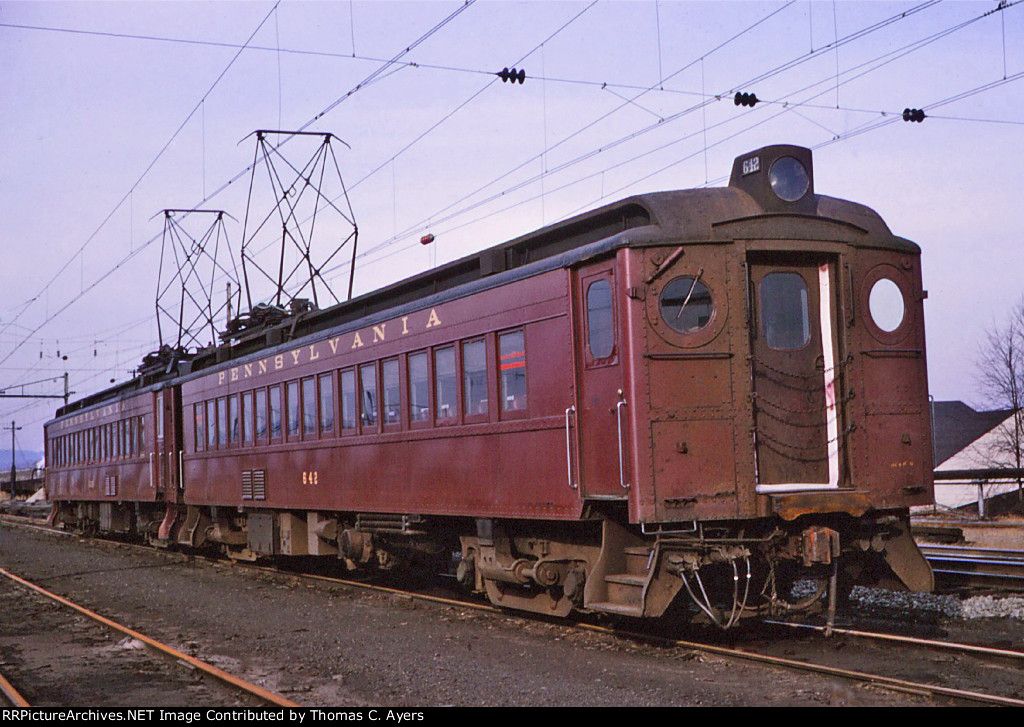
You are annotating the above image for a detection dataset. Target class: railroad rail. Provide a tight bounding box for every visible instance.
[0,565,301,708]
[253,556,1024,706]
[4,516,1023,706]
[0,670,30,707]
[767,620,1024,662]
[922,544,1024,590]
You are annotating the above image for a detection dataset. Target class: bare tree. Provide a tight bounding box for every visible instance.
[976,296,1024,503]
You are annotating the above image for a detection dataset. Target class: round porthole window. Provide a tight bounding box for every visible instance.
[869,278,905,333]
[769,156,810,202]
[659,276,714,333]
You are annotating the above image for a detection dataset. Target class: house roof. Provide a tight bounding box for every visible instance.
[931,400,1013,467]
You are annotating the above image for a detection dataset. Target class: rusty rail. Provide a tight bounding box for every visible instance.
[0,566,301,708]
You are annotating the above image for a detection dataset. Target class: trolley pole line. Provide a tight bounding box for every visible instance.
[0,373,73,407]
[3,421,21,499]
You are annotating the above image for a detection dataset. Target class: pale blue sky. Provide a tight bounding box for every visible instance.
[1,0,1022,451]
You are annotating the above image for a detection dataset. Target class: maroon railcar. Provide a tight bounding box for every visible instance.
[44,384,182,536]
[46,145,934,626]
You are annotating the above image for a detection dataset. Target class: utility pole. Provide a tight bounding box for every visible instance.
[4,421,21,500]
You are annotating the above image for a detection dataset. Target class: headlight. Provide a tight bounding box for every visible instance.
[769,156,810,202]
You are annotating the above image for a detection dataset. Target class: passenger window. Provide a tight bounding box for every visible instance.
[255,389,268,442]
[341,370,357,430]
[206,400,217,449]
[383,359,400,425]
[269,386,282,439]
[228,395,239,444]
[435,347,457,421]
[302,377,317,436]
[319,374,335,434]
[242,392,254,445]
[760,272,810,350]
[156,392,165,440]
[409,352,429,423]
[586,279,615,360]
[287,381,300,438]
[463,340,488,416]
[360,364,378,428]
[217,397,228,447]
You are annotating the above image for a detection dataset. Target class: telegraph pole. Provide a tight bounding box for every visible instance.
[4,421,21,499]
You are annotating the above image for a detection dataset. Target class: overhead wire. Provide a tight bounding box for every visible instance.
[322,0,957,278]
[0,0,479,392]
[4,0,1021,435]
[328,0,1019,280]
[0,1,283,364]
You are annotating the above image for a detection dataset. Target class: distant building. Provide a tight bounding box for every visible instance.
[931,400,1022,515]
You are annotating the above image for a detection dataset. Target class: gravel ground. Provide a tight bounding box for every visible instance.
[849,586,1024,620]
[1,522,1022,707]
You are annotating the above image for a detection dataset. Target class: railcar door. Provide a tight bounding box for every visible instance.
[573,263,630,500]
[152,387,179,497]
[748,255,843,491]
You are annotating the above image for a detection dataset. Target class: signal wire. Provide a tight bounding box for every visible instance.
[334,0,1018,276]
[343,0,944,265]
[0,2,283,364]
[0,1,476,389]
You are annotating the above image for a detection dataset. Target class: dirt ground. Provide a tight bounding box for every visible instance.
[0,522,1020,708]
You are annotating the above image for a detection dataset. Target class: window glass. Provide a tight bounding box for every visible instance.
[409,352,429,422]
[242,391,254,445]
[435,347,457,420]
[195,406,204,452]
[319,374,335,434]
[269,386,282,439]
[586,279,615,360]
[217,397,228,447]
[139,417,146,451]
[360,364,378,428]
[228,395,239,444]
[499,331,527,412]
[156,392,165,440]
[383,359,401,424]
[869,278,905,332]
[302,378,317,435]
[760,272,810,350]
[463,340,488,416]
[341,370,357,430]
[255,389,268,441]
[206,400,217,449]
[659,276,714,333]
[287,381,300,438]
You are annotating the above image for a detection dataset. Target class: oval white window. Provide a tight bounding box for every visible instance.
[869,278,905,333]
